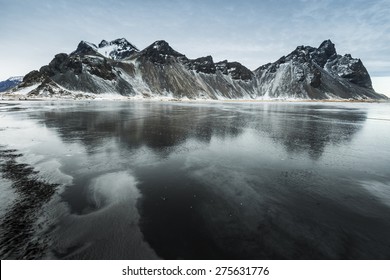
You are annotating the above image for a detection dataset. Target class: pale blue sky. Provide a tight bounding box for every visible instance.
[1,0,389,88]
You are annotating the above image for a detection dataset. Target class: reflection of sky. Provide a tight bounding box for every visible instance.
[1,0,389,83]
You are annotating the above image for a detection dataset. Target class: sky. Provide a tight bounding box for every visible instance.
[1,0,389,95]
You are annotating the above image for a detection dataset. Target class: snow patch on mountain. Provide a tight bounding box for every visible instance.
[97,39,139,60]
[11,84,40,95]
[8,76,24,82]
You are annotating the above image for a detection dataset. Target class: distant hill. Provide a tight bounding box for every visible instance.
[0,76,23,92]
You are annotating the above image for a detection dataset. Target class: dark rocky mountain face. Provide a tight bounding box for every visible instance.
[139,40,186,64]
[216,60,254,81]
[71,41,99,57]
[254,39,382,99]
[12,38,386,100]
[186,56,216,74]
[325,54,372,88]
[0,77,23,92]
[313,39,338,67]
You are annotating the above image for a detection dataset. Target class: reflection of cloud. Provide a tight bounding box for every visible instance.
[53,171,159,259]
[360,180,390,207]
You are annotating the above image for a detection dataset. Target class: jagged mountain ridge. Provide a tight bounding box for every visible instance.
[254,40,379,99]
[72,38,139,60]
[13,38,386,100]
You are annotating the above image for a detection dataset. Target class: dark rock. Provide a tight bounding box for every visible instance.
[310,68,322,88]
[98,40,109,48]
[216,60,254,81]
[48,53,69,72]
[39,54,82,76]
[22,70,45,86]
[312,39,337,67]
[140,40,186,64]
[187,56,216,74]
[71,41,98,56]
[88,59,116,80]
[327,55,373,88]
[66,57,83,74]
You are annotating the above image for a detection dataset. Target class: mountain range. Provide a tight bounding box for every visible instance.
[6,38,387,100]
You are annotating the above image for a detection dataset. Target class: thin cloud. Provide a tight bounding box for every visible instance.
[0,0,389,80]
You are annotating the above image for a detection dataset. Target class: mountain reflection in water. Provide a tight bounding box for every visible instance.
[36,102,366,159]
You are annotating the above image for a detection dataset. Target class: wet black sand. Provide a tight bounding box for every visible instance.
[0,147,58,259]
[1,101,390,260]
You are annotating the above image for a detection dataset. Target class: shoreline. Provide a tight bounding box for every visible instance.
[0,95,388,104]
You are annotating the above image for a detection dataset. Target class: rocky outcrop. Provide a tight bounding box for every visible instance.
[186,56,216,74]
[325,54,372,88]
[138,40,186,65]
[216,61,254,81]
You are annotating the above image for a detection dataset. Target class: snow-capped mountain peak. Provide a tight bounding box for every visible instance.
[139,40,186,64]
[96,38,139,60]
[72,39,138,60]
[98,40,109,48]
[143,40,182,55]
[72,41,98,56]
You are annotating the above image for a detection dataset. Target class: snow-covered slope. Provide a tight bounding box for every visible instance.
[9,38,387,100]
[0,76,23,92]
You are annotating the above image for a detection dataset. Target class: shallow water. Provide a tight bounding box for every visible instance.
[1,100,390,259]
